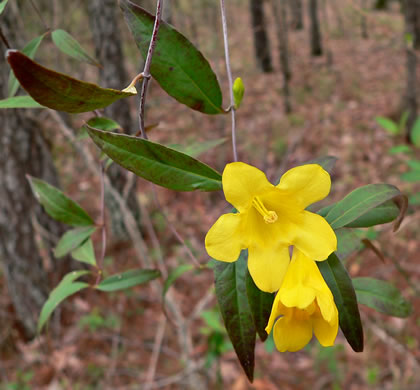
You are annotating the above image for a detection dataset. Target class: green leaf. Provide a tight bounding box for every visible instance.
[120,0,224,115]
[325,184,401,229]
[78,117,122,140]
[301,156,337,175]
[54,226,97,258]
[87,127,222,192]
[233,77,245,109]
[335,228,363,260]
[71,238,96,266]
[6,50,135,113]
[51,29,100,66]
[410,117,420,146]
[317,253,363,352]
[162,264,193,298]
[375,116,399,135]
[245,267,275,342]
[168,138,226,158]
[406,160,420,170]
[27,176,94,226]
[353,277,412,318]
[96,269,161,292]
[0,0,9,15]
[344,200,400,228]
[401,170,420,182]
[0,95,45,109]
[214,251,256,382]
[38,270,90,332]
[409,192,420,205]
[8,33,46,97]
[388,145,412,155]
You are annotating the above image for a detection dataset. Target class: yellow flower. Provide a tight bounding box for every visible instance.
[205,162,337,292]
[265,249,339,352]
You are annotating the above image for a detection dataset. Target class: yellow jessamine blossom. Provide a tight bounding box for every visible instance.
[265,249,339,352]
[205,162,337,292]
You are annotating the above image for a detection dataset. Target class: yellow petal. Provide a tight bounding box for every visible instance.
[273,315,313,352]
[292,211,337,260]
[313,312,338,347]
[265,292,282,334]
[222,162,274,212]
[277,164,331,209]
[248,245,290,293]
[205,213,243,262]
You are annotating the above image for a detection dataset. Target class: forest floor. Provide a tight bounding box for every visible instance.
[1,3,420,390]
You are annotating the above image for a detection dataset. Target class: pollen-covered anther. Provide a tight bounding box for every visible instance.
[252,197,278,224]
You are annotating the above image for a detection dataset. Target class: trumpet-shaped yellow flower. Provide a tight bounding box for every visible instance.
[205,162,337,292]
[265,249,339,352]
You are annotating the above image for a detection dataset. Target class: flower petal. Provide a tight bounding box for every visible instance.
[277,164,331,209]
[223,162,274,212]
[313,312,338,347]
[273,316,313,352]
[248,245,290,293]
[292,211,337,260]
[205,213,243,262]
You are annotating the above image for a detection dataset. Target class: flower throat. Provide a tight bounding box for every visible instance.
[252,197,278,224]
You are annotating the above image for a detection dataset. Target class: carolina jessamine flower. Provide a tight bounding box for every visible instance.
[205,162,337,292]
[265,249,339,352]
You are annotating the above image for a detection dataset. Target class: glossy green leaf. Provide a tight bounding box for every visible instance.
[54,226,97,258]
[245,267,275,342]
[38,270,90,332]
[162,264,194,301]
[78,117,122,140]
[344,200,400,227]
[326,184,401,229]
[214,251,256,382]
[6,50,135,113]
[0,0,9,14]
[52,29,100,66]
[410,117,420,146]
[27,176,94,226]
[317,253,363,352]
[71,238,96,266]
[0,95,45,109]
[168,138,226,158]
[8,33,46,97]
[335,228,363,260]
[120,0,224,114]
[96,269,161,292]
[353,277,412,318]
[301,156,337,175]
[87,127,222,192]
[233,77,245,109]
[375,116,399,135]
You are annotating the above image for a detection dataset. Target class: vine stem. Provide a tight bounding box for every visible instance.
[138,0,164,139]
[220,0,238,162]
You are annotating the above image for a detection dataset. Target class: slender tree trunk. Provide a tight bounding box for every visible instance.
[288,0,304,30]
[272,0,292,113]
[0,7,64,338]
[374,0,389,9]
[403,0,420,141]
[87,0,141,239]
[309,0,323,56]
[249,0,273,72]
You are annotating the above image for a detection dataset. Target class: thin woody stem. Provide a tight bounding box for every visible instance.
[29,0,49,30]
[138,0,164,139]
[220,0,238,162]
[0,27,11,49]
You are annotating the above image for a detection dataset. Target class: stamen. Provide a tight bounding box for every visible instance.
[252,197,278,224]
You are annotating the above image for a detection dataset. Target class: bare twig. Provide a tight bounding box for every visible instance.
[0,27,11,49]
[144,314,167,390]
[138,0,164,138]
[220,0,238,162]
[29,0,49,30]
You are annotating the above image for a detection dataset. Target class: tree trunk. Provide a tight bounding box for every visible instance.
[0,8,63,338]
[272,0,292,113]
[403,0,420,141]
[374,0,389,9]
[309,0,323,56]
[249,0,273,72]
[288,0,304,30]
[87,0,141,239]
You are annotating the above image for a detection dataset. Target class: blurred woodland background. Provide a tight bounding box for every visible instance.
[1,0,420,389]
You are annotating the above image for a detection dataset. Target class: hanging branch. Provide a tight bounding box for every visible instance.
[220,0,238,162]
[138,0,164,138]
